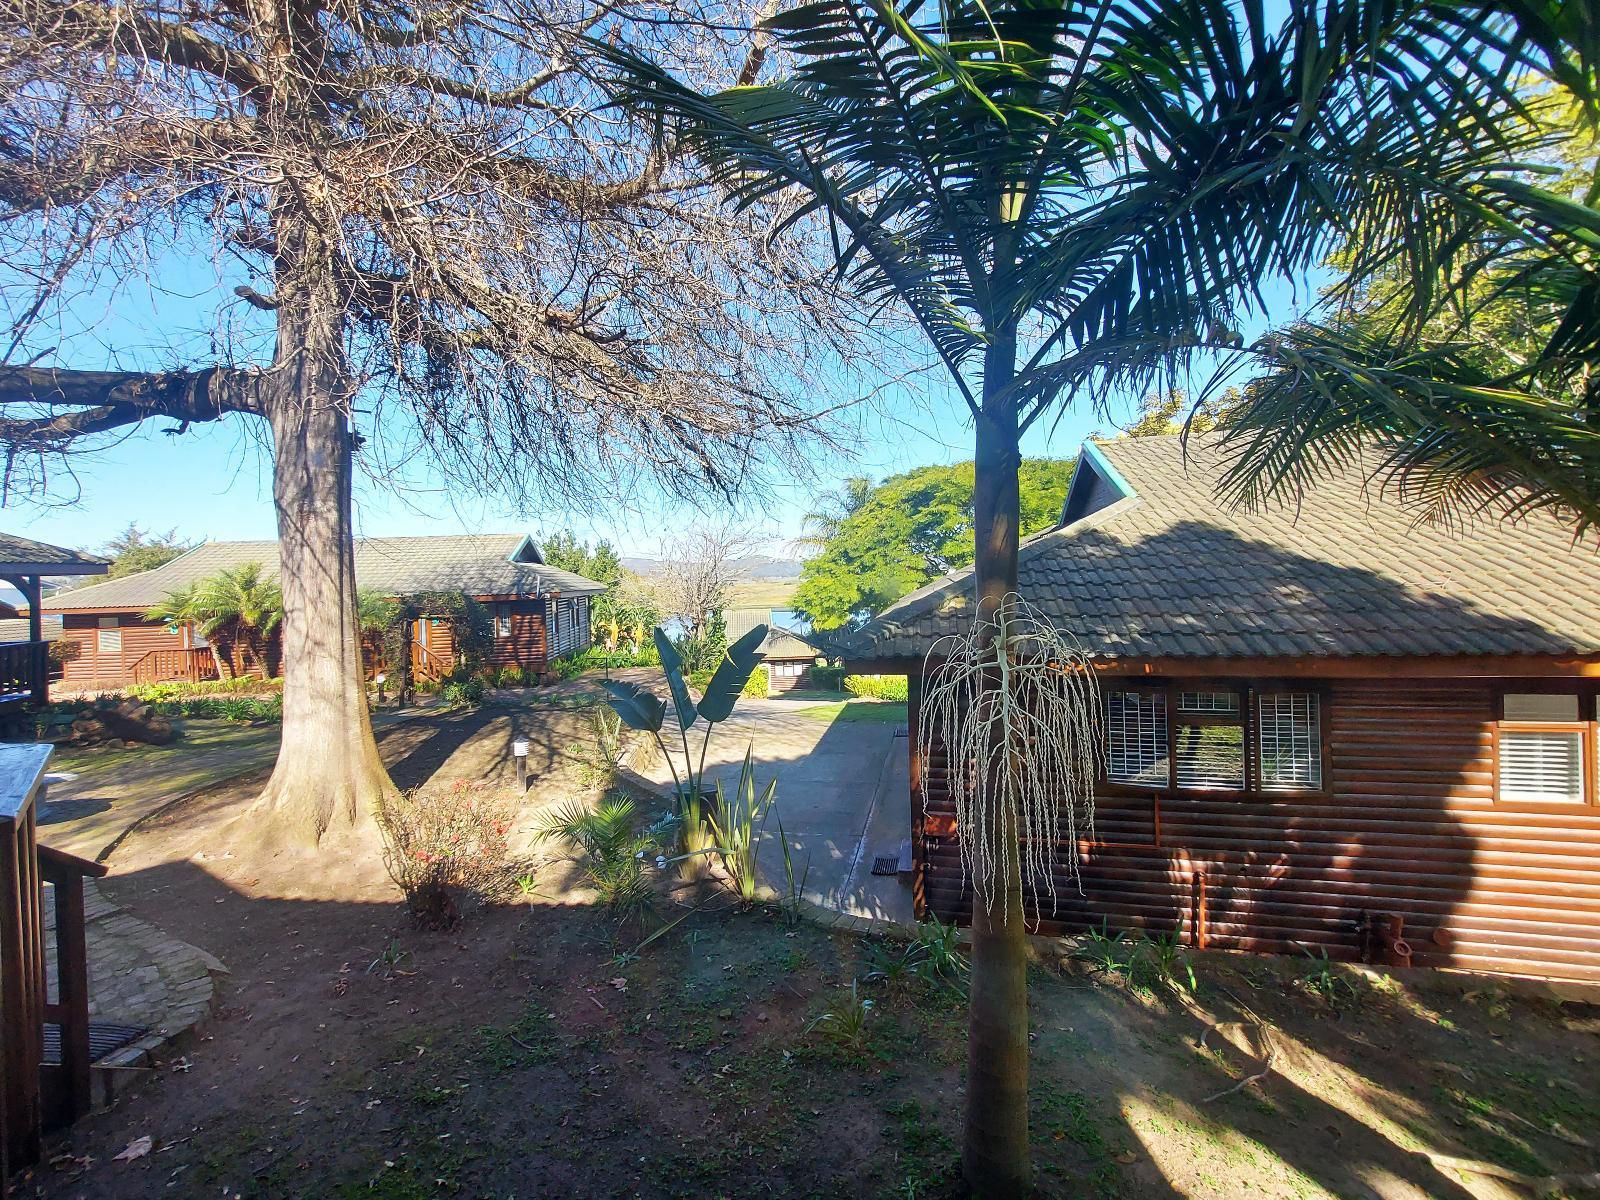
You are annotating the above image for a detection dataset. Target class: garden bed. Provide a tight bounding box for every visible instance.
[22,753,1600,1200]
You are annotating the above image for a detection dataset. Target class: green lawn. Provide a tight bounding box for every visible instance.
[798,701,908,724]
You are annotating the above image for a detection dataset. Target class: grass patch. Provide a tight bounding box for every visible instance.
[797,701,908,724]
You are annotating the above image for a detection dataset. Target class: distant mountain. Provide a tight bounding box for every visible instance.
[622,554,803,581]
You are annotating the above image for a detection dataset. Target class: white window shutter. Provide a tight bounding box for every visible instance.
[1106,690,1168,785]
[1499,730,1585,803]
[1257,692,1323,791]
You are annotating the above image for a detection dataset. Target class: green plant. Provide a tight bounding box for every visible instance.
[705,744,778,902]
[495,665,525,688]
[376,780,513,930]
[515,873,537,898]
[742,664,769,698]
[441,675,486,709]
[1297,947,1363,1012]
[774,808,809,927]
[1073,920,1130,977]
[569,706,625,792]
[909,915,968,986]
[533,794,660,921]
[367,939,412,977]
[810,664,846,691]
[809,980,872,1053]
[1134,930,1197,993]
[844,674,909,702]
[600,623,769,886]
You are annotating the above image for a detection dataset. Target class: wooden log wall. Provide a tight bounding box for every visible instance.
[485,600,549,672]
[916,678,1600,982]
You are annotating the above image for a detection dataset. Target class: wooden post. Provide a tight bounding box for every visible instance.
[1190,867,1209,949]
[50,869,91,1120]
[0,745,50,1173]
[24,577,43,710]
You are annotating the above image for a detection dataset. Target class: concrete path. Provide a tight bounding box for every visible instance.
[640,701,916,926]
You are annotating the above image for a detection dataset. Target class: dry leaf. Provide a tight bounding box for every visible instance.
[114,1136,153,1163]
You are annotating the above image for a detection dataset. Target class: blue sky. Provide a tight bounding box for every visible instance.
[6,263,1148,559]
[5,216,1314,563]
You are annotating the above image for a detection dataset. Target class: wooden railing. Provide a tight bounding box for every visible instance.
[0,745,104,1176]
[411,640,453,681]
[130,647,218,686]
[0,640,47,705]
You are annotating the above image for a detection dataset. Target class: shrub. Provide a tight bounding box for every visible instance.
[377,779,514,929]
[127,676,283,702]
[844,674,908,702]
[533,794,667,921]
[441,676,486,708]
[494,666,524,688]
[687,668,713,691]
[548,645,664,680]
[742,665,769,698]
[810,664,847,691]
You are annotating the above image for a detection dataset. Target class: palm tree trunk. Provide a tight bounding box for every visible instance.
[248,210,397,847]
[964,329,1030,1198]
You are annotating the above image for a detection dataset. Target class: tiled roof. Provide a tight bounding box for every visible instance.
[0,533,108,572]
[45,534,607,612]
[837,434,1600,662]
[0,617,62,643]
[725,607,822,660]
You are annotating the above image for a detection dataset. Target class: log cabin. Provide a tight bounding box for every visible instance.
[43,534,605,690]
[838,434,1600,983]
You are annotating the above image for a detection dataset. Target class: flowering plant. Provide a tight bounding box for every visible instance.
[377,779,515,929]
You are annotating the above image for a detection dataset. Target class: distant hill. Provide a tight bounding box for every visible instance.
[622,554,803,581]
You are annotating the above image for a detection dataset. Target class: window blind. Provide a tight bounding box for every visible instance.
[1106,690,1168,785]
[1175,724,1245,789]
[1499,730,1585,803]
[1258,692,1322,791]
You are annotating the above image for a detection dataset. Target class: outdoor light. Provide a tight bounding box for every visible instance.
[513,737,530,791]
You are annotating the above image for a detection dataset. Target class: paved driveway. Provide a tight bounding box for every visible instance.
[641,701,915,925]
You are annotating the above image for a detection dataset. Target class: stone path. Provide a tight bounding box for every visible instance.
[44,881,225,1085]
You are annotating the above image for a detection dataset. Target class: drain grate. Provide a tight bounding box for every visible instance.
[43,1022,148,1067]
[870,854,901,877]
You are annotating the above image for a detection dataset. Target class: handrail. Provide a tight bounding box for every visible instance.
[129,647,217,686]
[0,746,100,1176]
[0,640,47,702]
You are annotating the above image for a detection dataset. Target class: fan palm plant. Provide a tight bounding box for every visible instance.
[193,564,284,678]
[594,2,1588,1192]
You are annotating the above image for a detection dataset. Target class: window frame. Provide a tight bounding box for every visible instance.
[1100,679,1330,800]
[1492,684,1600,809]
[493,603,512,640]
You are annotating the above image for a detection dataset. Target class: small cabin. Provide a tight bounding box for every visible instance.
[841,434,1600,984]
[44,534,605,690]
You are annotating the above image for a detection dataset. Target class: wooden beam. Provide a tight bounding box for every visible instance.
[845,653,1600,680]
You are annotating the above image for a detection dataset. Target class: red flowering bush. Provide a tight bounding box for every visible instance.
[377,779,514,929]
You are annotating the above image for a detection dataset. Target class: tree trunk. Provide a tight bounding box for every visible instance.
[248,219,397,847]
[964,329,1030,1199]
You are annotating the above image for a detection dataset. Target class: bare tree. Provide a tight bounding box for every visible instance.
[0,0,855,847]
[655,524,753,641]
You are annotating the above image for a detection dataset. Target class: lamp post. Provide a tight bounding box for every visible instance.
[513,737,530,792]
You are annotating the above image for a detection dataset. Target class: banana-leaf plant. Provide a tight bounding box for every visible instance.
[601,622,769,875]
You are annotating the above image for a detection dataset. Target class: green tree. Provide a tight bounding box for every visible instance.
[794,460,1075,630]
[541,531,626,629]
[102,524,194,579]
[598,3,1580,1192]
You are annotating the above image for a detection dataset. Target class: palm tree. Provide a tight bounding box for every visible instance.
[796,475,873,551]
[595,3,1584,1192]
[146,582,228,680]
[151,564,284,680]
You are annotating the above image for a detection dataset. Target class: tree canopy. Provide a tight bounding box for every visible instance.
[793,459,1076,630]
[102,524,194,579]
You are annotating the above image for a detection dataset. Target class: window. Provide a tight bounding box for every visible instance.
[1106,690,1168,785]
[1175,691,1245,790]
[1257,692,1322,791]
[1103,682,1325,795]
[1497,692,1587,804]
[494,604,512,639]
[96,616,122,653]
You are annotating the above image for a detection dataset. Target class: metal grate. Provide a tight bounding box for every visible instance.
[42,1021,147,1067]
[871,854,901,877]
[1106,690,1168,785]
[1257,692,1322,791]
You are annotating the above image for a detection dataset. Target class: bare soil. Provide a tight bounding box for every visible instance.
[12,705,1600,1200]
